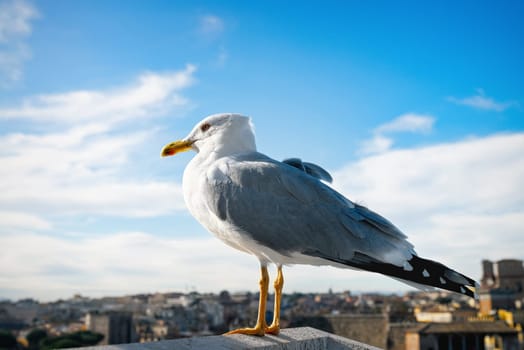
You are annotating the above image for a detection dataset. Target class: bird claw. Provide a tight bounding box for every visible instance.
[225,326,266,336]
[265,324,280,335]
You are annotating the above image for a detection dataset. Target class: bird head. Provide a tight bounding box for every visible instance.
[161,113,256,158]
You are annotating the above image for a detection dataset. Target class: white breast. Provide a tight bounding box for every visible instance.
[182,155,308,266]
[182,155,258,255]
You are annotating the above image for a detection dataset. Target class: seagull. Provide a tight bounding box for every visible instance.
[161,113,477,336]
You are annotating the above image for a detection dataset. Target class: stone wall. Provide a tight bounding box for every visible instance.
[75,327,381,350]
[326,314,388,349]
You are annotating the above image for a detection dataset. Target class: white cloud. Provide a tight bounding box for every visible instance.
[197,15,228,67]
[0,231,416,301]
[335,132,524,280]
[0,117,186,218]
[0,210,51,231]
[1,177,185,218]
[447,89,517,112]
[0,0,37,43]
[359,134,393,155]
[375,113,434,134]
[215,46,228,67]
[0,43,30,84]
[0,232,256,300]
[198,14,224,37]
[0,0,38,86]
[0,65,202,300]
[0,67,196,218]
[360,113,435,155]
[0,64,196,123]
[339,133,524,220]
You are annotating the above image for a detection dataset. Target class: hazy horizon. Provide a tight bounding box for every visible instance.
[1,282,438,304]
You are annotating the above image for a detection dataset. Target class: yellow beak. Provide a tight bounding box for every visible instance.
[160,140,194,157]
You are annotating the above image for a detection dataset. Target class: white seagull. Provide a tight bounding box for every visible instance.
[161,113,477,336]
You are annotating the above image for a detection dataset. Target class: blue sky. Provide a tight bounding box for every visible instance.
[1,0,523,301]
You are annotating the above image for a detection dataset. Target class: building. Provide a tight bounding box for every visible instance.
[481,260,524,295]
[86,311,135,345]
[480,290,521,315]
[405,321,521,350]
[325,313,389,349]
[480,259,524,314]
[414,307,453,323]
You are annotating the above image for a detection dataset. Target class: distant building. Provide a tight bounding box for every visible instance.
[325,313,389,349]
[415,311,453,324]
[413,306,477,324]
[405,321,520,350]
[481,259,524,294]
[86,311,135,345]
[152,319,178,340]
[480,259,524,314]
[480,290,521,315]
[0,307,26,331]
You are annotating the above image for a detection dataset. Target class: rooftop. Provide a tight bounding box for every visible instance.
[408,321,518,335]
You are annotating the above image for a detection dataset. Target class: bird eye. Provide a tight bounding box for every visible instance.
[200,123,211,132]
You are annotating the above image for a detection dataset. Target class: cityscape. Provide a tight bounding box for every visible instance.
[1,258,523,350]
[1,1,522,350]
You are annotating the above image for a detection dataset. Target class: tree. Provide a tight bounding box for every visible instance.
[26,329,47,350]
[0,330,17,350]
[70,331,103,346]
[40,331,103,350]
[43,338,81,349]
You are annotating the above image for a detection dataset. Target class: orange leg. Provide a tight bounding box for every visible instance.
[226,265,269,336]
[266,265,283,335]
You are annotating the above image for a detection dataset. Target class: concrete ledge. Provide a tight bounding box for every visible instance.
[76,327,382,350]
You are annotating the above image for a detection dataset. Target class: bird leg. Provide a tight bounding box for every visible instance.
[226,265,269,336]
[265,264,284,335]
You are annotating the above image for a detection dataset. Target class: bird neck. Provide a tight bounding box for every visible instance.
[200,128,257,160]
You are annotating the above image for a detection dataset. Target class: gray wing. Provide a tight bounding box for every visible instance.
[282,158,405,239]
[205,153,414,267]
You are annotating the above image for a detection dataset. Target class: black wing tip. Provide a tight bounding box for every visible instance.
[408,255,478,299]
[315,251,478,299]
